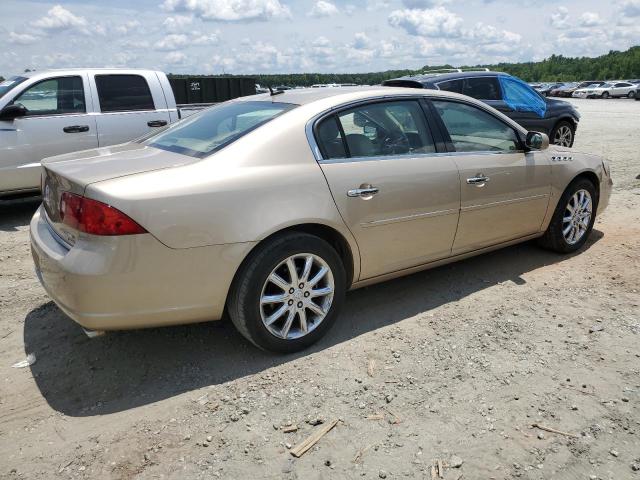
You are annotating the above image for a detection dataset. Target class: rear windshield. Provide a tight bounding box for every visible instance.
[0,76,28,99]
[145,101,297,158]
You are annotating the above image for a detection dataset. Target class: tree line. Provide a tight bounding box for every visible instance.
[3,46,638,86]
[170,45,640,86]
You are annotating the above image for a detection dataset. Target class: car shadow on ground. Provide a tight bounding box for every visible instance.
[23,230,603,417]
[0,197,41,232]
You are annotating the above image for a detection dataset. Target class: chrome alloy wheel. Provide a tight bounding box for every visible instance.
[554,125,573,147]
[562,189,592,245]
[260,254,334,340]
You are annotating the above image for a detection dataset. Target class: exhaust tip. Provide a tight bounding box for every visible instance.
[82,328,106,338]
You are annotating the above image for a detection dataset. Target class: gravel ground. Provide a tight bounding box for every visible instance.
[0,98,639,480]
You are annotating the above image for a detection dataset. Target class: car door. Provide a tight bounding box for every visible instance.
[90,73,171,147]
[314,98,460,280]
[613,82,633,96]
[0,74,98,194]
[428,98,551,255]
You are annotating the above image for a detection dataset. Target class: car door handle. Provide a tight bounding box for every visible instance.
[347,186,379,198]
[63,125,89,133]
[466,175,490,185]
[147,120,168,127]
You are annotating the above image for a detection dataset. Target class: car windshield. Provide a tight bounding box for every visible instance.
[145,100,297,158]
[0,76,28,99]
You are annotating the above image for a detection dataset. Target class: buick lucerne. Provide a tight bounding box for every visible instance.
[31,87,612,352]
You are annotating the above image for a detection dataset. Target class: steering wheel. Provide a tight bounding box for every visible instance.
[380,129,411,155]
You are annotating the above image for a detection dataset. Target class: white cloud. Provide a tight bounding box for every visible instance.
[191,31,220,45]
[166,51,187,64]
[162,0,291,21]
[163,15,194,32]
[116,20,141,35]
[353,32,373,50]
[619,0,640,16]
[309,0,339,17]
[578,12,603,26]
[8,32,39,45]
[388,7,463,38]
[550,7,570,28]
[32,5,87,31]
[401,0,449,7]
[155,33,189,51]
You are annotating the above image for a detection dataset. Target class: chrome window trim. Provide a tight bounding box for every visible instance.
[306,93,528,165]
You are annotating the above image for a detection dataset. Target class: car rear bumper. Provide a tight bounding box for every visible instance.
[30,206,255,331]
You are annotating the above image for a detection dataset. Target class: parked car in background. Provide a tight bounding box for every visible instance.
[0,69,255,198]
[549,83,578,97]
[552,81,603,97]
[30,86,611,352]
[383,71,580,147]
[574,81,637,99]
[537,83,564,96]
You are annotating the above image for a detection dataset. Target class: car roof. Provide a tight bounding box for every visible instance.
[235,85,473,107]
[15,68,161,81]
[387,70,509,85]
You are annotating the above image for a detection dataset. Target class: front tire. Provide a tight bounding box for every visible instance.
[227,232,346,353]
[538,178,598,253]
[601,91,610,99]
[551,121,575,147]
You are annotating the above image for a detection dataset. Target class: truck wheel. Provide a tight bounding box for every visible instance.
[227,232,346,353]
[551,121,575,147]
[538,178,598,254]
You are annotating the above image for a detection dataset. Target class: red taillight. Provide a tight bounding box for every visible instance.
[59,192,147,236]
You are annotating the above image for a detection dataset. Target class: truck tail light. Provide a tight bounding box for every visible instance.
[59,192,147,236]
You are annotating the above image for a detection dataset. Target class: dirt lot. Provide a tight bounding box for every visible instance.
[0,98,639,480]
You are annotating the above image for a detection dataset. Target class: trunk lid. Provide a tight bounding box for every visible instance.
[41,142,197,245]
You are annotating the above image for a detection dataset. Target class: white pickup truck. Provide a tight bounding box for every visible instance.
[0,69,210,197]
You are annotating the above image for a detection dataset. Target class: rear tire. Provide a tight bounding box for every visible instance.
[227,232,346,353]
[551,121,575,147]
[538,178,598,253]
[628,91,635,99]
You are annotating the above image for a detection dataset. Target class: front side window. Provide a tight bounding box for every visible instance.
[145,101,296,158]
[317,100,435,159]
[432,100,520,153]
[13,76,85,116]
[95,74,154,112]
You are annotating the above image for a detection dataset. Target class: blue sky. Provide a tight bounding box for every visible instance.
[2,0,639,76]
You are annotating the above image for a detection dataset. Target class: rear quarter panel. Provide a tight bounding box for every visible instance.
[85,107,360,272]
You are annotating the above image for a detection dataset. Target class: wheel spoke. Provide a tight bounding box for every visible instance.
[300,255,313,282]
[269,273,290,291]
[280,309,296,338]
[298,309,308,334]
[261,293,287,304]
[563,215,573,223]
[286,258,298,284]
[265,304,288,326]
[309,266,328,287]
[311,286,333,297]
[307,301,325,317]
[562,224,572,236]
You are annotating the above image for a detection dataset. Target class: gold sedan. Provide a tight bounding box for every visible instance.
[30,87,612,352]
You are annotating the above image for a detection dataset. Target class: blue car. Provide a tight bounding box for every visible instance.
[383,71,580,147]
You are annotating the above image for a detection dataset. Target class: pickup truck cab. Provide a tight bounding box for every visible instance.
[0,69,180,197]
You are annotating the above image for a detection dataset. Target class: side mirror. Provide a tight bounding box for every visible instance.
[525,131,549,150]
[0,104,27,121]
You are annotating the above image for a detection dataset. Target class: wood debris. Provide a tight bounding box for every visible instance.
[290,419,339,458]
[282,425,298,433]
[531,423,579,438]
[367,358,376,377]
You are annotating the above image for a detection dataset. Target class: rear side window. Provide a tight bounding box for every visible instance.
[95,74,154,112]
[145,101,296,158]
[437,77,501,101]
[432,100,520,153]
[316,100,436,160]
[13,76,85,116]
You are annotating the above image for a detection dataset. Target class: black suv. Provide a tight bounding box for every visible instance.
[383,71,580,147]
